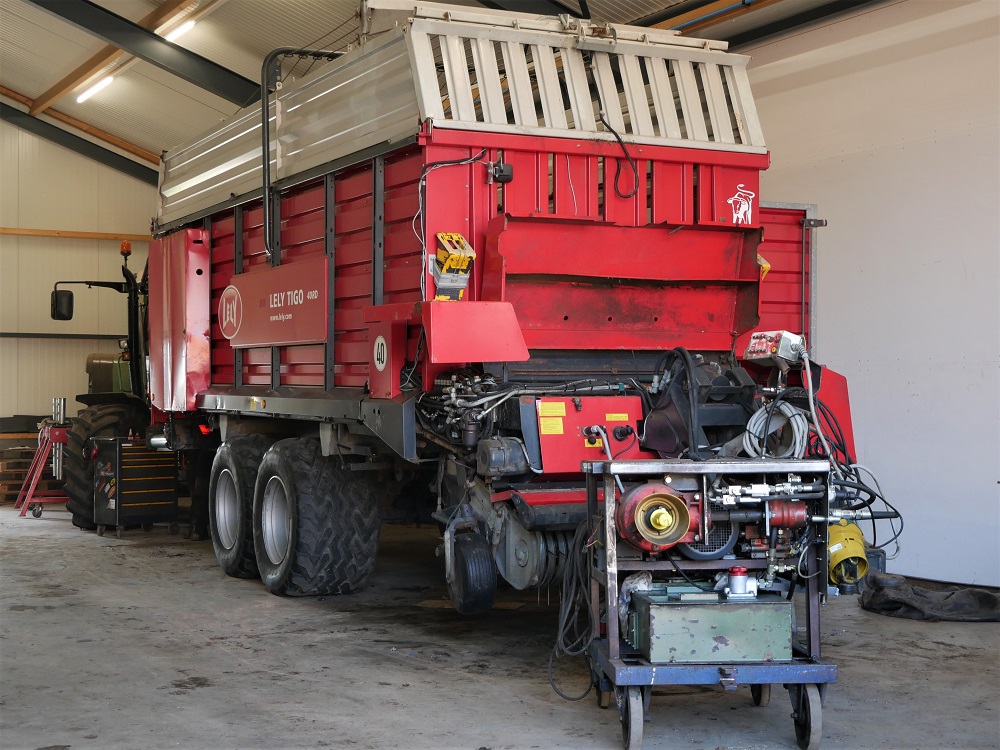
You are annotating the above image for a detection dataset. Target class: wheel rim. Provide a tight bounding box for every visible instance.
[261,475,290,565]
[215,468,239,550]
[794,684,822,750]
[621,686,643,750]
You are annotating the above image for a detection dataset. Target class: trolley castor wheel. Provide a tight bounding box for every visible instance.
[752,683,772,707]
[97,525,106,536]
[617,685,644,750]
[168,522,180,535]
[31,505,43,518]
[789,684,822,750]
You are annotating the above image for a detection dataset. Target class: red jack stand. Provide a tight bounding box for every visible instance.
[15,421,70,518]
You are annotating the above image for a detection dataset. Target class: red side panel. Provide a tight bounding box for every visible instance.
[735,206,812,354]
[422,301,528,364]
[148,229,210,412]
[482,215,762,352]
[333,164,376,387]
[816,367,857,461]
[208,213,236,385]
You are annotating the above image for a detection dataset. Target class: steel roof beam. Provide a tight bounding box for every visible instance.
[0,103,158,185]
[650,0,787,35]
[725,0,878,47]
[25,0,260,107]
[29,0,194,116]
[477,1,590,18]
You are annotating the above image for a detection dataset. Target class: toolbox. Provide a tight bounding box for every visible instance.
[93,438,178,537]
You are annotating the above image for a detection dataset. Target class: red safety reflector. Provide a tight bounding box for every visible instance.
[198,424,212,435]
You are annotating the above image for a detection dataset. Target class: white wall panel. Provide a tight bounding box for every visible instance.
[97,164,160,235]
[16,128,100,232]
[0,338,108,417]
[0,119,157,417]
[0,339,17,415]
[746,0,999,585]
[0,234,19,330]
[15,235,101,334]
[0,121,18,225]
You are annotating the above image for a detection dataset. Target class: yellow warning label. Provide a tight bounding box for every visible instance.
[539,401,567,417]
[540,417,564,435]
[605,413,629,422]
[585,438,604,449]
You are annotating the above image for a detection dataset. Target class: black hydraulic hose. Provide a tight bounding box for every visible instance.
[260,47,341,260]
[675,347,704,460]
[122,264,143,401]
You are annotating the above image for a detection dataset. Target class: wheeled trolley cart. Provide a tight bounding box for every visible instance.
[583,458,837,750]
[93,438,180,538]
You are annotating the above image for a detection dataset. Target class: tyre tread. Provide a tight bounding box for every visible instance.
[210,435,272,578]
[258,438,380,597]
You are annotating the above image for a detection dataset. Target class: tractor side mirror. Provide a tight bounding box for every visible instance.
[51,289,74,320]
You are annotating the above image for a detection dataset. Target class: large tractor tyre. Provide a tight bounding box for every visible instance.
[64,403,148,529]
[253,438,380,597]
[208,436,273,578]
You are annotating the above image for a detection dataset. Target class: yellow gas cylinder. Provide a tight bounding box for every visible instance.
[828,521,869,585]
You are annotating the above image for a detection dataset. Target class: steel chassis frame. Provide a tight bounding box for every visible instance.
[582,458,836,713]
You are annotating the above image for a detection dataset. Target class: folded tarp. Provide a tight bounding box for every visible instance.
[861,573,999,622]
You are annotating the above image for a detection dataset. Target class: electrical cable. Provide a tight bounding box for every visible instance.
[597,111,639,199]
[612,433,637,459]
[564,153,578,216]
[851,463,904,555]
[411,149,489,299]
[743,400,809,459]
[399,328,426,392]
[666,554,714,592]
[800,351,838,476]
[550,521,597,701]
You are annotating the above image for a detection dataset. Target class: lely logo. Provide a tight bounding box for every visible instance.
[727,184,756,225]
[219,285,243,340]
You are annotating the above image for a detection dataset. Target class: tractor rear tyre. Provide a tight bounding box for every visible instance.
[447,533,497,615]
[209,435,272,578]
[253,438,380,596]
[64,402,148,529]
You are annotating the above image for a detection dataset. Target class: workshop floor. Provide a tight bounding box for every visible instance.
[1,504,997,750]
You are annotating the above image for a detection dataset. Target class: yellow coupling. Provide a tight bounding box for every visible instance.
[828,521,869,584]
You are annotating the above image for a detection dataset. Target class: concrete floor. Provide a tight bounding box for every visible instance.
[1,504,997,750]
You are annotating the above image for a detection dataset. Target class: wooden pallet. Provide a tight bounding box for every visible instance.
[0,445,58,504]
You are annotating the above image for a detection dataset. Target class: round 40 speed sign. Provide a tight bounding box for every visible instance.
[373,335,387,372]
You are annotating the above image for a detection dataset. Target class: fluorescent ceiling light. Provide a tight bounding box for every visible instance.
[76,76,114,103]
[165,19,196,42]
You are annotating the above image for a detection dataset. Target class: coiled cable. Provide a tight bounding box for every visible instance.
[743,401,809,458]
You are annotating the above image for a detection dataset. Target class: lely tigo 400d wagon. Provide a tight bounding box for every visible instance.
[50,3,901,748]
